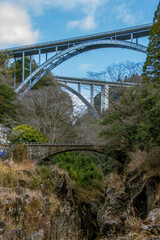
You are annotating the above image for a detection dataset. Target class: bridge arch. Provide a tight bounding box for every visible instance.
[16,39,146,96]
[15,39,147,117]
[18,144,106,164]
[60,83,99,118]
[41,148,105,163]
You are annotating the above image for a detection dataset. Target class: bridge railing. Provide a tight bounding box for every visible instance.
[19,142,106,146]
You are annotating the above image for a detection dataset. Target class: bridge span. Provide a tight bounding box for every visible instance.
[1,23,151,57]
[13,143,106,164]
[1,23,151,118]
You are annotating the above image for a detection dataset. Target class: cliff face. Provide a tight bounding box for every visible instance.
[0,158,159,240]
[98,170,160,239]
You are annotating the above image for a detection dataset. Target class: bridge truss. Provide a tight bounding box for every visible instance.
[0,23,151,118]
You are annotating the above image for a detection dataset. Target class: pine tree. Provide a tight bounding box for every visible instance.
[143,2,160,82]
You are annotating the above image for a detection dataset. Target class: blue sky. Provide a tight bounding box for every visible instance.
[0,0,159,78]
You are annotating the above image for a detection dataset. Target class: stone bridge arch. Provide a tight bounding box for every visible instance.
[14,143,106,164]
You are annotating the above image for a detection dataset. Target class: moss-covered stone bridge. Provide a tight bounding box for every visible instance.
[13,143,106,164]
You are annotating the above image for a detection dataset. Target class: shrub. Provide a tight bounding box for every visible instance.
[45,152,103,187]
[146,147,160,168]
[10,124,47,143]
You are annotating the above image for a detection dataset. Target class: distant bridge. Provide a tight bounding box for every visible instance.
[13,143,106,164]
[1,23,151,118]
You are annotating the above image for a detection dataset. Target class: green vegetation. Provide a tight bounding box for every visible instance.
[0,82,18,126]
[0,52,15,77]
[100,82,160,173]
[11,56,57,89]
[11,124,47,143]
[136,84,160,150]
[100,3,160,173]
[44,152,103,187]
[30,165,56,192]
[143,2,160,82]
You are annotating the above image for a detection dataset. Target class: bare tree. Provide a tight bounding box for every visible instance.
[16,86,77,143]
[87,61,143,82]
[87,62,144,113]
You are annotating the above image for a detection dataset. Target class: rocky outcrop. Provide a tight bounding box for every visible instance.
[0,166,83,240]
[97,169,160,239]
[0,161,159,240]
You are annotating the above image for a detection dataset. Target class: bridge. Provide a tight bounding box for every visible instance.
[55,76,139,117]
[1,23,151,118]
[13,143,106,164]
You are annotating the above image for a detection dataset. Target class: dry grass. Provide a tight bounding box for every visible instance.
[104,172,125,194]
[0,160,37,189]
[123,215,153,240]
[127,149,160,179]
[9,159,36,172]
[144,147,160,177]
[127,150,147,172]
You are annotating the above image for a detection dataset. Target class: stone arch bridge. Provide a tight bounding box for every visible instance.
[13,143,106,164]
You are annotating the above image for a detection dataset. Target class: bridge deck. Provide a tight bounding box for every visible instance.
[55,76,139,87]
[0,23,151,58]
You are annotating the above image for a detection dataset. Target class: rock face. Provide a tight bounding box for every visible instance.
[0,162,159,240]
[0,167,83,240]
[97,170,160,239]
[147,208,160,222]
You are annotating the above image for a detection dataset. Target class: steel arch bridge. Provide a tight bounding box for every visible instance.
[1,23,151,118]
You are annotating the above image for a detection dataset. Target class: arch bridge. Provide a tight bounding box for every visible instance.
[13,143,106,164]
[1,23,151,118]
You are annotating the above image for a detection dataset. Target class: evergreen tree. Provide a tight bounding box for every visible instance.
[143,2,160,82]
[0,83,18,126]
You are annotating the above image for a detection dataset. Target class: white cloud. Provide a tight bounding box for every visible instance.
[0,3,38,48]
[4,0,107,30]
[5,0,104,13]
[78,63,93,71]
[68,15,97,31]
[115,3,141,25]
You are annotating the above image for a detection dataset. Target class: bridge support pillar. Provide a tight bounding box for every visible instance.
[101,84,109,112]
[91,84,94,107]
[131,33,133,42]
[136,38,138,44]
[22,52,25,82]
[39,49,41,66]
[14,58,16,89]
[29,56,32,74]
[78,83,81,94]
